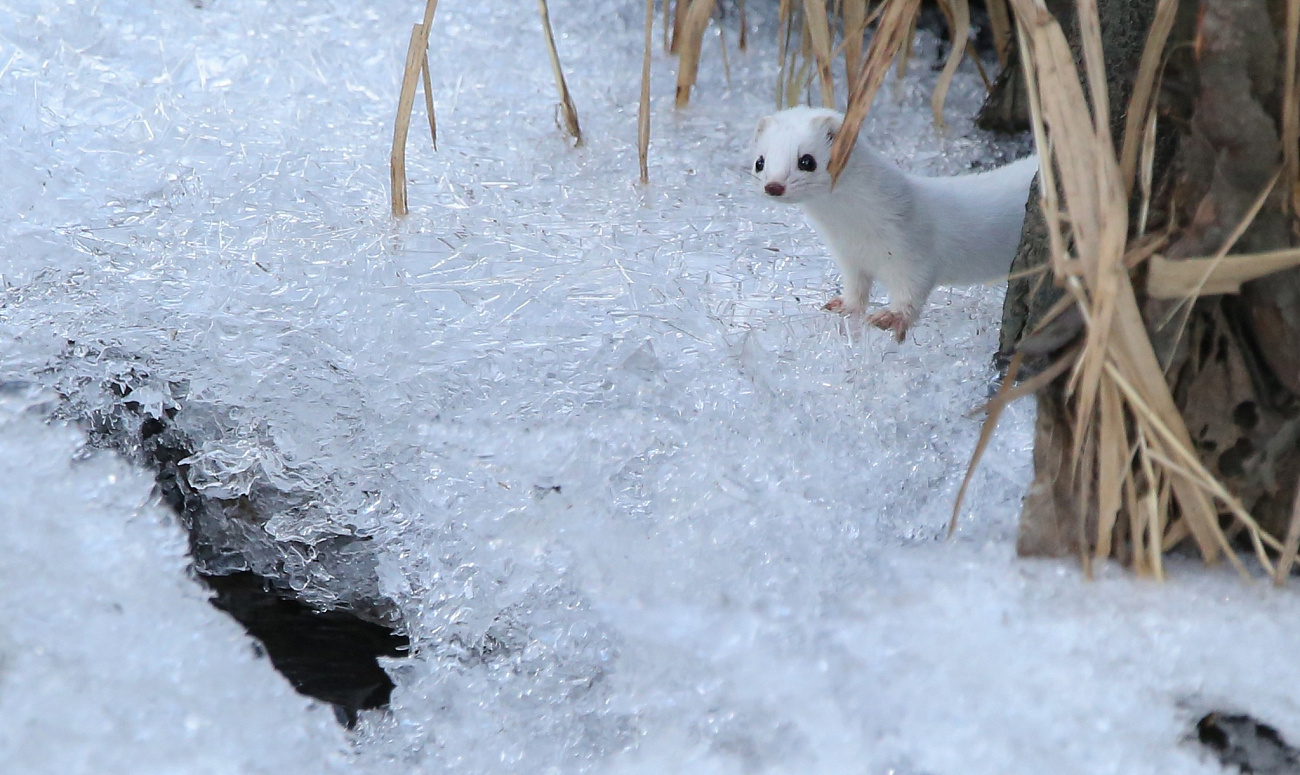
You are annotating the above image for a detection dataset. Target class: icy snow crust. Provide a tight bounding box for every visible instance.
[0,392,351,774]
[2,0,1300,772]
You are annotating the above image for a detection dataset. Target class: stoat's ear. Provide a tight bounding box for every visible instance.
[814,113,843,143]
[753,116,772,142]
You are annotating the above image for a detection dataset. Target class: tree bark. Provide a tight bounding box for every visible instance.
[999,0,1300,558]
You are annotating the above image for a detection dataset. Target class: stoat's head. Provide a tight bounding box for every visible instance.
[751,107,843,205]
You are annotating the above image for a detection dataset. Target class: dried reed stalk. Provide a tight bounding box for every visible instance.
[1277,484,1300,585]
[675,0,719,107]
[664,0,672,51]
[672,0,688,53]
[803,0,837,107]
[420,58,437,151]
[986,0,1012,66]
[1118,0,1176,199]
[1147,247,1300,298]
[390,0,441,216]
[896,10,918,84]
[789,14,814,106]
[828,0,921,185]
[1285,0,1300,214]
[538,0,583,144]
[639,0,654,183]
[739,0,748,51]
[718,12,732,86]
[777,0,794,105]
[842,0,867,98]
[1154,169,1280,344]
[931,0,970,128]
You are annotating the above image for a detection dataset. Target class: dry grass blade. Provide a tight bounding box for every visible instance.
[389,0,441,216]
[967,41,993,92]
[828,0,921,185]
[391,21,432,216]
[717,14,732,87]
[1134,428,1164,579]
[954,347,1079,541]
[1284,0,1300,213]
[1017,0,1126,486]
[538,0,583,144]
[1151,169,1282,312]
[1136,94,1158,234]
[1075,0,1109,132]
[675,0,718,108]
[1109,278,1224,561]
[842,0,867,97]
[803,0,836,107]
[777,0,794,105]
[664,0,672,51]
[950,352,1023,536]
[986,0,1012,66]
[1136,452,1287,558]
[931,0,970,129]
[897,11,918,84]
[1124,232,1169,269]
[1101,362,1240,571]
[1275,484,1300,585]
[739,0,748,50]
[672,0,687,53]
[1094,378,1124,561]
[420,57,437,151]
[639,0,653,184]
[983,346,1078,412]
[1010,16,1068,280]
[1136,438,1281,571]
[1119,0,1177,199]
[418,0,441,155]
[1147,247,1300,299]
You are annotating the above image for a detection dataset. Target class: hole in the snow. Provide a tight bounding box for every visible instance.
[205,570,407,727]
[1195,712,1300,774]
[60,360,411,728]
[139,421,411,728]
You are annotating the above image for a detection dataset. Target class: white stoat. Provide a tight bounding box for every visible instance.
[752,106,1038,341]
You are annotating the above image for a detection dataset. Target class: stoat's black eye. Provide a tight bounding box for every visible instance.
[798,154,817,172]
[754,156,765,173]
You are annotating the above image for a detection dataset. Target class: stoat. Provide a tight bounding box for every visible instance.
[752,106,1038,341]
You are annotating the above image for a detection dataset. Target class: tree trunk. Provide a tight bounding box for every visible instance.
[999,0,1300,558]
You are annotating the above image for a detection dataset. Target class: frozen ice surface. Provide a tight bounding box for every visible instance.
[0,390,352,774]
[3,0,1300,772]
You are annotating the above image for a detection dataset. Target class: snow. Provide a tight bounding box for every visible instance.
[2,0,1299,773]
[0,389,351,774]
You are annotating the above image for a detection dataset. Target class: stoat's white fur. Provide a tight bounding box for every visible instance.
[752,106,1037,339]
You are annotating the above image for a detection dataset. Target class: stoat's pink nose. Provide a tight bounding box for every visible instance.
[764,182,786,197]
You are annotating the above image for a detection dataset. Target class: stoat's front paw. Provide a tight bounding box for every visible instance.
[865,309,911,342]
[823,296,864,315]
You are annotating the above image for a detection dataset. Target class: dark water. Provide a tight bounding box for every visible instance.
[92,405,410,727]
[204,570,408,727]
[1197,712,1300,775]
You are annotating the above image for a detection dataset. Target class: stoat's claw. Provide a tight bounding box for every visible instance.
[823,297,846,313]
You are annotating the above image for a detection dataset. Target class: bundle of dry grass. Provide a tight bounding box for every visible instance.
[946,0,1300,582]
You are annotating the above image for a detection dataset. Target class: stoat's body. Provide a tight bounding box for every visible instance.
[752,107,1037,340]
